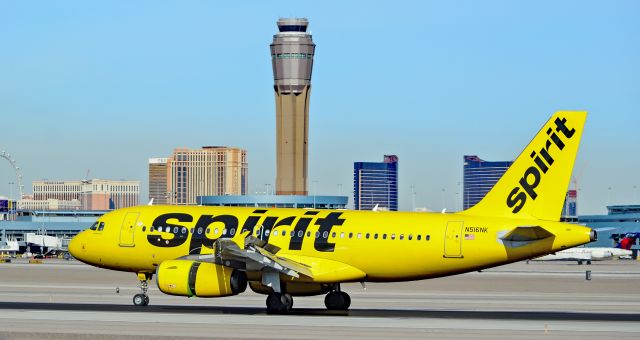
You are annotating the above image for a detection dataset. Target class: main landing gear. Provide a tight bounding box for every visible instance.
[264,283,352,313]
[133,272,152,306]
[266,292,293,314]
[324,284,351,311]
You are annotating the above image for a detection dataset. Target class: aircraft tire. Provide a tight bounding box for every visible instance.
[133,294,148,306]
[324,291,350,310]
[266,293,289,314]
[340,292,351,310]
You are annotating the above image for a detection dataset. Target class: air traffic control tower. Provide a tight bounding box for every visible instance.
[270,18,315,195]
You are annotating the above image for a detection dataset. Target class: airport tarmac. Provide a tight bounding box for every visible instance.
[0,259,639,339]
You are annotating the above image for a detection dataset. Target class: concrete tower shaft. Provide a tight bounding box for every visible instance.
[271,18,315,195]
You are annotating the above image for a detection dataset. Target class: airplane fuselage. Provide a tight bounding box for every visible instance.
[71,205,593,283]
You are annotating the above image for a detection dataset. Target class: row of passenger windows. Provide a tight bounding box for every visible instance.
[145,225,431,242]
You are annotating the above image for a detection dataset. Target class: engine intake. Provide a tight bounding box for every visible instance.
[156,260,247,297]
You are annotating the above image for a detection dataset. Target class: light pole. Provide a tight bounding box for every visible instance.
[312,181,318,208]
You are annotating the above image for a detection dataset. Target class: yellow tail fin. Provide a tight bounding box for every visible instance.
[464,111,586,221]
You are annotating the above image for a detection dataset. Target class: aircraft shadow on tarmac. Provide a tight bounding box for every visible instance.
[1,302,639,322]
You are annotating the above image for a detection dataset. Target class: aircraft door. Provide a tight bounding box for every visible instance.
[119,212,139,247]
[444,221,463,258]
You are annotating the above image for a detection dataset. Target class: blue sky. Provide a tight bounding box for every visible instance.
[0,0,638,213]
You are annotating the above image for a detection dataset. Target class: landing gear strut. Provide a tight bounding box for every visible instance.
[133,272,152,306]
[324,284,351,311]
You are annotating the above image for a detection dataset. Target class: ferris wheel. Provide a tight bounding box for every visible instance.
[0,150,24,199]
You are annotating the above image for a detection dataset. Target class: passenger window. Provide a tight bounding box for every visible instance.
[298,230,303,237]
[417,235,422,241]
[197,228,202,235]
[151,226,155,232]
[315,231,320,238]
[273,230,279,236]
[306,231,311,237]
[374,233,378,239]
[399,234,404,240]
[426,235,431,241]
[157,226,163,232]
[222,229,227,235]
[391,234,396,240]
[323,231,328,238]
[383,234,387,240]
[173,227,178,234]
[182,227,187,234]
[142,226,146,232]
[290,230,295,237]
[408,234,413,240]
[214,228,219,234]
[332,232,336,238]
[366,233,370,239]
[349,232,353,239]
[340,232,345,238]
[230,228,236,235]
[357,233,362,239]
[190,228,194,234]
[264,229,270,236]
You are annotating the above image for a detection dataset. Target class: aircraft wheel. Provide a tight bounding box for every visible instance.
[284,293,293,309]
[266,293,290,314]
[324,291,350,310]
[587,260,592,265]
[577,260,583,265]
[133,293,148,306]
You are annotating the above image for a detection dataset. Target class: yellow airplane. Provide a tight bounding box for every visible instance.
[69,111,595,313]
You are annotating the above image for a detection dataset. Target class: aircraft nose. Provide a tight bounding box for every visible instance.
[68,233,84,260]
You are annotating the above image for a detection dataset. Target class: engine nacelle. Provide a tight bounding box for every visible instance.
[156,260,247,297]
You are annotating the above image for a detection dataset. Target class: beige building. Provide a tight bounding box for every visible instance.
[33,179,140,210]
[148,158,169,205]
[166,146,248,205]
[17,198,81,211]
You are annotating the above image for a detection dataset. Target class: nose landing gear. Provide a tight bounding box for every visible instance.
[133,272,152,306]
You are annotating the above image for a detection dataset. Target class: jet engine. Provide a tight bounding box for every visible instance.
[156,260,247,297]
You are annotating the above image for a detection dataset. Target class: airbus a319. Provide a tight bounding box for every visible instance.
[69,111,595,313]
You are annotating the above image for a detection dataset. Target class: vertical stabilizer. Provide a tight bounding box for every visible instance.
[463,111,586,221]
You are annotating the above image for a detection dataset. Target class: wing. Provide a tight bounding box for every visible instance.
[180,235,313,279]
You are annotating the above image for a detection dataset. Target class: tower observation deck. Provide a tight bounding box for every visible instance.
[270,18,315,195]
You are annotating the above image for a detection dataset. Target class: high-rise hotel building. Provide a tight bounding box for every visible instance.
[153,146,248,205]
[271,18,315,195]
[32,179,140,210]
[462,155,513,210]
[354,155,399,211]
[148,158,169,205]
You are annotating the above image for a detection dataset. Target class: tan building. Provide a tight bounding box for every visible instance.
[148,158,169,205]
[167,146,248,205]
[17,198,81,211]
[33,179,140,210]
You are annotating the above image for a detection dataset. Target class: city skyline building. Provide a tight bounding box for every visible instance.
[271,18,315,195]
[148,158,169,205]
[354,155,398,211]
[462,155,513,210]
[33,179,140,210]
[167,146,248,205]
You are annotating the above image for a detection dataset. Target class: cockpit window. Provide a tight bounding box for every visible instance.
[98,222,105,231]
[89,222,98,231]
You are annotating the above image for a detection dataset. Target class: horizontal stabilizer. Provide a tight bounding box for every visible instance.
[501,226,554,242]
